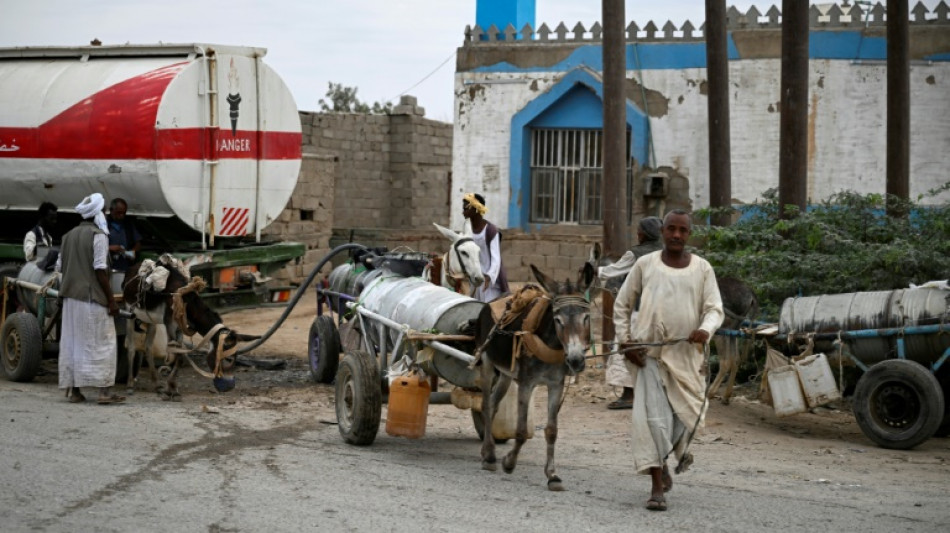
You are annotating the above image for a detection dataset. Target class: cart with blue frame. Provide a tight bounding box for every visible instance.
[717,285,950,449]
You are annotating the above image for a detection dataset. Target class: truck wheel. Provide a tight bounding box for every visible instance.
[471,409,510,444]
[335,350,381,446]
[1,313,43,382]
[308,316,340,383]
[854,359,944,449]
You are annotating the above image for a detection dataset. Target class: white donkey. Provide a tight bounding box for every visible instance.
[429,223,485,297]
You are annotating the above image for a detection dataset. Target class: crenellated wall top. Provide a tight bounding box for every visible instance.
[463,2,950,45]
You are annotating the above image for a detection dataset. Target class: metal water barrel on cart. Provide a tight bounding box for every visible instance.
[2,262,136,384]
[359,276,483,388]
[1,262,58,381]
[311,253,432,383]
[12,262,59,317]
[332,275,484,446]
[778,287,950,449]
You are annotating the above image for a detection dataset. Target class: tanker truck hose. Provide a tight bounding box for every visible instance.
[235,242,368,356]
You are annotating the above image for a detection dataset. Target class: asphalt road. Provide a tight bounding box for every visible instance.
[1,363,948,533]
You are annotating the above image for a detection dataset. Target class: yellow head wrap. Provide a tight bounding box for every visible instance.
[463,193,488,216]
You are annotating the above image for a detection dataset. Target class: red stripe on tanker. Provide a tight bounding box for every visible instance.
[0,44,303,238]
[0,63,300,160]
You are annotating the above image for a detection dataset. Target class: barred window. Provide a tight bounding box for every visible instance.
[529,129,632,225]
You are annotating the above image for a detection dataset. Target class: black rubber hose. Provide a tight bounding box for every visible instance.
[236,242,367,355]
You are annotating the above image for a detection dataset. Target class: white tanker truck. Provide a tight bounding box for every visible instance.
[0,43,305,311]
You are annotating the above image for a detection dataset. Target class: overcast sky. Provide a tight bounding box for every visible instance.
[1,1,943,122]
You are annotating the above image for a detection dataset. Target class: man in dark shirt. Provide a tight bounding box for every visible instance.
[106,198,142,273]
[23,201,57,262]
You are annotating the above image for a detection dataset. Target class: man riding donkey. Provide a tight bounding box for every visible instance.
[613,209,724,511]
[461,192,509,302]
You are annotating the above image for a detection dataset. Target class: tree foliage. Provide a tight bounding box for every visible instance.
[318,82,393,114]
[693,185,950,320]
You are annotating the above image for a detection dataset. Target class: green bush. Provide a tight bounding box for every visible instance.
[694,186,950,320]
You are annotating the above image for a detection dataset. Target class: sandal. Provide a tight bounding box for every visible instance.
[646,496,668,511]
[97,394,127,405]
[68,392,86,404]
[607,399,633,410]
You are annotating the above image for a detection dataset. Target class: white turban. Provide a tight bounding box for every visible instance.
[75,193,109,235]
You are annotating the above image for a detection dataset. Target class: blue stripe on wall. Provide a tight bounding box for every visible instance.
[472,31,938,74]
[810,32,886,59]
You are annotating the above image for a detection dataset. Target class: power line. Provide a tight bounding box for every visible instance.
[387,50,457,104]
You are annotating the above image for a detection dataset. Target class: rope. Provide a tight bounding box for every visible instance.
[36,272,60,311]
[171,276,207,336]
[164,323,237,379]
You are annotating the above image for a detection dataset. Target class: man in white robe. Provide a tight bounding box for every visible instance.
[462,192,509,302]
[613,209,724,511]
[57,193,124,404]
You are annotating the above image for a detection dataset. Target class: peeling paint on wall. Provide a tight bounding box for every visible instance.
[467,83,486,101]
[625,77,669,118]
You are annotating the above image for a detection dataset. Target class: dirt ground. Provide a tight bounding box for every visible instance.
[209,290,950,495]
[12,287,949,530]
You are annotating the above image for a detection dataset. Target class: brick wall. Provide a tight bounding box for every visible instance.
[262,151,336,283]
[266,96,455,285]
[329,226,603,286]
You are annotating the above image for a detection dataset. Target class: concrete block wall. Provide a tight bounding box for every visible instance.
[329,226,603,288]
[262,151,336,283]
[311,113,391,229]
[266,100,454,285]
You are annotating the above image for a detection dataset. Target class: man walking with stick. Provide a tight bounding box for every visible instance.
[613,209,724,511]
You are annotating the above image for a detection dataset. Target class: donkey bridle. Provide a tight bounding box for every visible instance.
[451,237,475,282]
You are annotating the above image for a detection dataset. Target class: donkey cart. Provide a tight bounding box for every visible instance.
[311,251,492,446]
[1,262,140,384]
[718,285,950,450]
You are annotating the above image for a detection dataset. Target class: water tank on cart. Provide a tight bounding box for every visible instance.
[779,287,950,366]
[359,276,484,389]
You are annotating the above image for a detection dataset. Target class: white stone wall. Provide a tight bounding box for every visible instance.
[451,59,950,229]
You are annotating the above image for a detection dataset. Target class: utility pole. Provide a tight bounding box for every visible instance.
[887,0,910,217]
[778,0,809,218]
[706,0,732,227]
[602,0,626,352]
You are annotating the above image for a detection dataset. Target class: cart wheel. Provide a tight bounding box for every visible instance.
[470,409,510,444]
[854,359,944,449]
[1,312,43,382]
[309,316,341,383]
[335,350,382,445]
